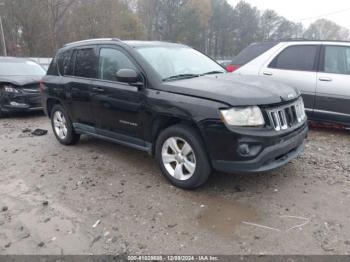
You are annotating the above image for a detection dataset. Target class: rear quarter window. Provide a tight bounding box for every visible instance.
[58,49,73,76]
[231,42,277,65]
[47,55,59,76]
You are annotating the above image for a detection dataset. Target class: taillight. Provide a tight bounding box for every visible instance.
[39,80,44,93]
[226,64,241,73]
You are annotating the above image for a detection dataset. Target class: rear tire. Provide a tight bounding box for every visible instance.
[51,104,80,145]
[156,125,212,189]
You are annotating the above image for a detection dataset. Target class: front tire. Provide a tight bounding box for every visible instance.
[156,125,212,189]
[51,104,80,145]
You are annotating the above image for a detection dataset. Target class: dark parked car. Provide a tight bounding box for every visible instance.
[42,39,308,189]
[0,57,46,117]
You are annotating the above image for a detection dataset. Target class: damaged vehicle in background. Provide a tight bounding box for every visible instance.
[230,41,350,127]
[42,39,308,189]
[0,57,46,117]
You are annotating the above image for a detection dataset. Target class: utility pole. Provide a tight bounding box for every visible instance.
[0,15,6,56]
[0,1,6,56]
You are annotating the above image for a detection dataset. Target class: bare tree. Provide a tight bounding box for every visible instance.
[304,19,350,41]
[46,0,77,50]
[2,0,350,58]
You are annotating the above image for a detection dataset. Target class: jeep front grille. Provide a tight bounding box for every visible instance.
[267,98,306,131]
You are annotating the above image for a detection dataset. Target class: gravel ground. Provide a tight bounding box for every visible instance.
[0,112,350,255]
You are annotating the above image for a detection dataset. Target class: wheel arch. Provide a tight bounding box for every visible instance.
[46,98,62,118]
[150,115,208,155]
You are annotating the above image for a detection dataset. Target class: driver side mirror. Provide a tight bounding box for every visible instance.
[116,69,140,85]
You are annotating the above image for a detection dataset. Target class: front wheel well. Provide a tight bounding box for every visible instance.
[46,98,61,118]
[151,117,206,155]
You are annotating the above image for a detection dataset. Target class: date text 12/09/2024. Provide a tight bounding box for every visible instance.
[127,255,220,261]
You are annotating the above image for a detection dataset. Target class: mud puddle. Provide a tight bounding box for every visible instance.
[188,192,310,237]
[186,192,257,237]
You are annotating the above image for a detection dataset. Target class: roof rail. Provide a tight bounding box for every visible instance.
[255,39,350,44]
[64,38,121,47]
[278,38,350,43]
[279,38,308,41]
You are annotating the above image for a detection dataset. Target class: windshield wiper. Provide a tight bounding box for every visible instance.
[162,71,224,82]
[201,71,225,76]
[163,74,200,82]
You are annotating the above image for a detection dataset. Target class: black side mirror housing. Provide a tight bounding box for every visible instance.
[116,69,139,84]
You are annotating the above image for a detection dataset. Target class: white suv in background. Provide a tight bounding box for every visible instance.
[231,41,350,127]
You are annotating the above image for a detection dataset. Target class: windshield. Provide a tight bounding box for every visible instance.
[136,46,225,81]
[0,60,46,76]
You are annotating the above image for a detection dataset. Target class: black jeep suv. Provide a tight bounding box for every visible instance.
[42,38,308,189]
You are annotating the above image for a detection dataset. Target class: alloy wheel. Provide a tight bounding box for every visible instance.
[53,111,68,140]
[161,137,196,181]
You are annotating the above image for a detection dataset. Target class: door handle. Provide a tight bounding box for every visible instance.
[92,87,105,93]
[263,71,273,76]
[319,77,332,82]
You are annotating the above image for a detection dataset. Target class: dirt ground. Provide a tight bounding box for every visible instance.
[0,112,349,255]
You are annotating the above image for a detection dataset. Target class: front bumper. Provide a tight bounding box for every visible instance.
[210,123,308,174]
[1,104,43,113]
[1,93,43,113]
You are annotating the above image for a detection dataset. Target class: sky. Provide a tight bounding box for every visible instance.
[228,0,350,30]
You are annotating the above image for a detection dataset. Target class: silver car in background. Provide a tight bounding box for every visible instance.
[231,41,350,127]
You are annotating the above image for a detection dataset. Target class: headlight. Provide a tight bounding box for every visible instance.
[220,106,265,127]
[2,85,20,93]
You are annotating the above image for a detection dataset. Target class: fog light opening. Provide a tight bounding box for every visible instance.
[238,143,262,157]
[239,144,250,155]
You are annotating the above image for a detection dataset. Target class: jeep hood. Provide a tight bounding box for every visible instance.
[161,74,300,106]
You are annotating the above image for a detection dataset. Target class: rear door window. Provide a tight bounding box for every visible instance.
[269,45,318,71]
[74,48,98,78]
[323,45,350,75]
